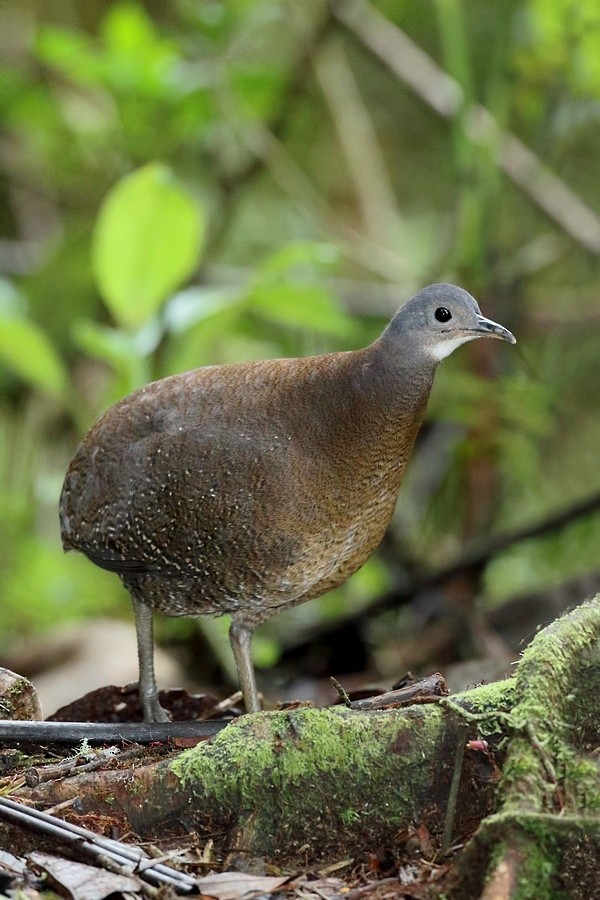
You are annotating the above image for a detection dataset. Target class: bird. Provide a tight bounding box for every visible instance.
[59,283,515,722]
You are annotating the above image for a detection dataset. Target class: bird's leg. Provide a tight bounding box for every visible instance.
[132,596,170,723]
[229,616,261,713]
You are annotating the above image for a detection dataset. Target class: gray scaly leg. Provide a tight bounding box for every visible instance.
[229,616,261,713]
[132,596,170,723]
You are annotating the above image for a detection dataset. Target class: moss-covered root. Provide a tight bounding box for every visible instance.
[18,676,512,862]
[447,814,600,900]
[499,593,600,814]
[171,706,440,861]
[447,595,600,899]
[167,703,494,863]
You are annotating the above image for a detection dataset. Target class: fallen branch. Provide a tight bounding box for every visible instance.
[2,597,598,897]
[0,719,226,746]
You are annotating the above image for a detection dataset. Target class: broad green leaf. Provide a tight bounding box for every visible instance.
[72,319,141,369]
[249,282,355,337]
[100,3,178,95]
[35,27,102,87]
[164,286,244,333]
[259,241,340,276]
[72,319,154,394]
[92,163,205,328]
[0,314,67,398]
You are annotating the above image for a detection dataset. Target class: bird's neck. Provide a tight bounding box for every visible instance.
[357,339,436,454]
[309,340,436,478]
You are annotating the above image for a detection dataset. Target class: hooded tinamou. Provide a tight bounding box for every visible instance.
[60,283,515,721]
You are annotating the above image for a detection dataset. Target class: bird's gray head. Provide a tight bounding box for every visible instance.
[384,283,516,362]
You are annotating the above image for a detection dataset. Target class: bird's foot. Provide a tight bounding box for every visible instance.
[141,694,171,723]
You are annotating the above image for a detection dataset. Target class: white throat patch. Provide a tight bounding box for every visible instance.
[429,334,477,361]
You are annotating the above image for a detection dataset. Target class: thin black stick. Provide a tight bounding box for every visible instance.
[0,796,196,892]
[0,718,228,745]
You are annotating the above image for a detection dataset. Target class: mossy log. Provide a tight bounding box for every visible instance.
[10,596,600,890]
[17,680,510,864]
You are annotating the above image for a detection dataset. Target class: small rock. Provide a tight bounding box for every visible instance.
[0,668,43,720]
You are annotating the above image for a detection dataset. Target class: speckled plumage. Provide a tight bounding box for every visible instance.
[60,283,515,721]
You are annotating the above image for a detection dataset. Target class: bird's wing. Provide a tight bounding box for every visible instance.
[78,546,153,575]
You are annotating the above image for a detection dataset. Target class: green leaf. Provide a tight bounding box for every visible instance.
[35,27,102,87]
[101,2,162,55]
[71,319,154,394]
[259,241,340,276]
[92,163,206,328]
[249,282,355,337]
[163,286,244,333]
[100,2,179,95]
[72,320,139,368]
[0,314,68,398]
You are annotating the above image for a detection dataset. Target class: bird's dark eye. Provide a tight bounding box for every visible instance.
[435,307,452,323]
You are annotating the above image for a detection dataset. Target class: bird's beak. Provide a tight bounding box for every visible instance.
[473,315,516,344]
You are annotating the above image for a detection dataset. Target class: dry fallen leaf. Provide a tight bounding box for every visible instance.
[28,851,141,899]
[0,849,27,879]
[195,870,289,899]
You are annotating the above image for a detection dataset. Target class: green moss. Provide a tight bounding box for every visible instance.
[564,756,600,811]
[454,677,515,714]
[441,676,515,739]
[454,811,600,899]
[497,597,600,815]
[162,599,600,868]
[502,747,540,780]
[515,854,556,899]
[511,598,600,733]
[170,705,444,859]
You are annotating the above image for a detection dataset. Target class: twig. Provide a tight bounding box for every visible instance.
[24,745,146,787]
[0,796,197,892]
[209,8,334,252]
[313,38,405,249]
[440,725,468,856]
[441,697,514,732]
[524,722,564,811]
[330,677,352,707]
[242,127,412,281]
[380,490,600,603]
[212,690,244,713]
[349,674,448,710]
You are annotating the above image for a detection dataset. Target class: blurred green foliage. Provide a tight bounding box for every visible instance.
[92,162,206,328]
[0,0,599,672]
